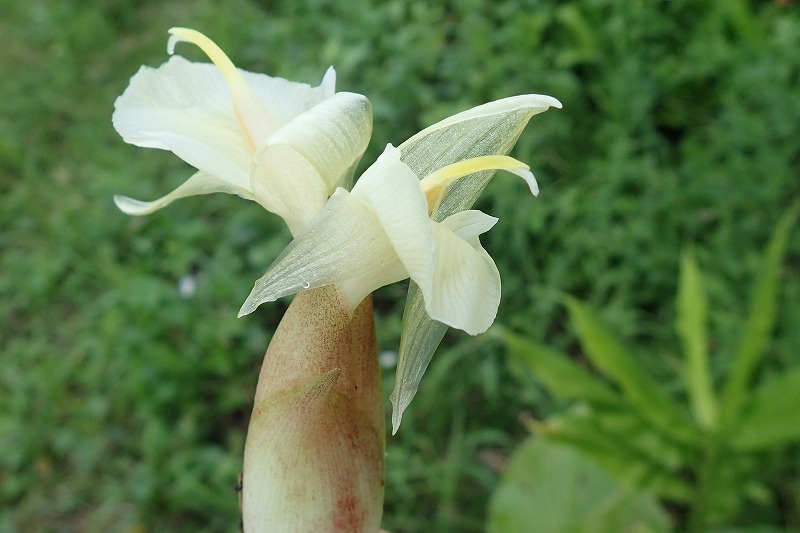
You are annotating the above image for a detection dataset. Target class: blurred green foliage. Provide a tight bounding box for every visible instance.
[489,438,670,533]
[499,203,798,532]
[1,0,798,531]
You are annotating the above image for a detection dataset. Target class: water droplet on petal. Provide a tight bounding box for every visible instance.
[302,281,311,289]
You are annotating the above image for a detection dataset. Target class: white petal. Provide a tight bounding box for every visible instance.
[351,146,435,294]
[388,212,500,431]
[251,145,329,236]
[251,92,372,235]
[243,66,336,131]
[113,56,253,190]
[114,170,255,215]
[441,209,498,241]
[422,212,501,335]
[238,190,405,317]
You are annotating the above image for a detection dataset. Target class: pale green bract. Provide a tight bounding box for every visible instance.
[392,94,561,433]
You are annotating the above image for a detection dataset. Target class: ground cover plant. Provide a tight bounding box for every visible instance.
[1,0,799,531]
[495,203,799,532]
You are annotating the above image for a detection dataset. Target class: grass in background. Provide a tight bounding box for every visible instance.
[1,0,798,531]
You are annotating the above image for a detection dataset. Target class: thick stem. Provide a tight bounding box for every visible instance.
[242,285,385,533]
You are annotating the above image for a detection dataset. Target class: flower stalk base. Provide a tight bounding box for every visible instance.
[242,285,384,533]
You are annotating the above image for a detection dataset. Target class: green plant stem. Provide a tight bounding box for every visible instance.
[687,436,721,532]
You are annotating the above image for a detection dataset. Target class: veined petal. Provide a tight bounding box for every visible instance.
[112,56,253,188]
[268,92,372,192]
[390,284,448,434]
[243,66,336,132]
[423,211,501,335]
[251,92,372,235]
[238,191,406,316]
[441,209,499,241]
[351,146,436,294]
[114,170,255,215]
[399,94,560,221]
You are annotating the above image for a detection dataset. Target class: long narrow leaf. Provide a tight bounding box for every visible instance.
[676,250,717,430]
[488,437,672,533]
[564,297,698,444]
[501,328,623,406]
[721,202,799,427]
[731,368,800,450]
[535,408,692,501]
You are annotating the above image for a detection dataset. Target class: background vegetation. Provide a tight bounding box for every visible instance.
[1,0,798,531]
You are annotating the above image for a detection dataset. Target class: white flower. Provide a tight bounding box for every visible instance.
[238,144,537,336]
[113,28,372,235]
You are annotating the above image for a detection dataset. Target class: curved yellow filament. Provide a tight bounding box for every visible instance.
[168,27,273,149]
[419,155,538,214]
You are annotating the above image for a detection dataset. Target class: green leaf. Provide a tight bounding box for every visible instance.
[501,328,623,407]
[564,297,698,444]
[390,95,561,433]
[721,202,799,428]
[676,249,717,430]
[535,407,691,501]
[488,437,672,533]
[730,368,800,450]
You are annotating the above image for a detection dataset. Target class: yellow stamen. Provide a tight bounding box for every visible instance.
[419,155,538,214]
[168,27,274,149]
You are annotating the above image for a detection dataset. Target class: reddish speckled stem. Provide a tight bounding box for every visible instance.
[242,285,385,533]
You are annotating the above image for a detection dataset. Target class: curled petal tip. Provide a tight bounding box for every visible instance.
[114,194,154,215]
[527,94,562,110]
[166,27,194,55]
[516,168,539,196]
